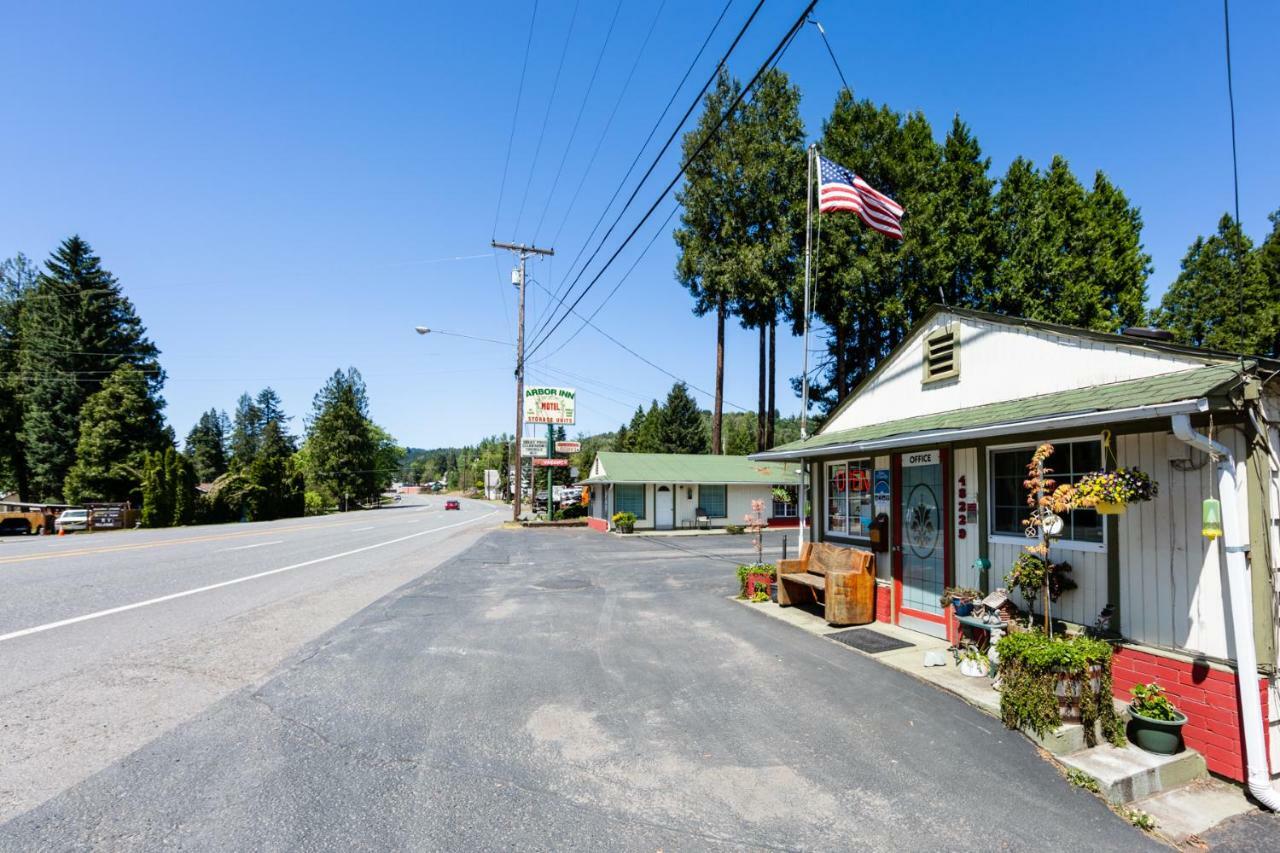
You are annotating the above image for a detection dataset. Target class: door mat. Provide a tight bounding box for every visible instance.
[827,628,915,654]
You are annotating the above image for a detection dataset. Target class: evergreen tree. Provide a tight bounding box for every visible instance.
[172,452,195,525]
[163,447,179,521]
[184,408,229,483]
[631,402,663,453]
[229,393,264,470]
[141,450,172,527]
[722,413,757,455]
[1154,214,1275,354]
[63,365,166,504]
[303,368,377,510]
[0,254,38,498]
[675,71,745,455]
[655,382,710,454]
[18,236,163,500]
[247,419,305,520]
[935,116,996,309]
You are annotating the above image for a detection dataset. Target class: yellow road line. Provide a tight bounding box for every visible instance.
[0,518,382,566]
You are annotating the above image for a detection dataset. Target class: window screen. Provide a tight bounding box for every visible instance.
[615,484,646,520]
[990,440,1102,543]
[699,484,727,518]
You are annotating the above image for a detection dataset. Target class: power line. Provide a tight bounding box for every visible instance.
[1222,0,1240,227]
[531,0,626,243]
[526,0,818,360]
[491,0,540,238]
[546,0,703,256]
[530,0,760,345]
[808,16,850,93]
[511,0,582,237]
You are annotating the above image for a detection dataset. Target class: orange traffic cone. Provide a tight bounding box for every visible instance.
[58,528,65,536]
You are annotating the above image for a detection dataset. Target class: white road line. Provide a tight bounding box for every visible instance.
[0,511,498,644]
[218,540,284,552]
[352,526,376,532]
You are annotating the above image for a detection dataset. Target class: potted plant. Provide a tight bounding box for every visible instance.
[1128,683,1187,755]
[737,563,776,600]
[1075,467,1158,515]
[940,587,983,617]
[611,511,636,534]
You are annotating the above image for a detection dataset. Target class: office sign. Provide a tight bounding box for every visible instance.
[533,457,569,467]
[524,386,576,425]
[554,441,581,454]
[520,437,547,457]
[902,449,940,468]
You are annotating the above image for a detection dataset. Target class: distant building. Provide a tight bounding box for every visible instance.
[578,452,802,532]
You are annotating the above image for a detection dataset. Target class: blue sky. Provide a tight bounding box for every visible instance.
[3,1,1277,449]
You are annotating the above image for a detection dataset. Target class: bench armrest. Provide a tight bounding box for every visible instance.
[777,558,808,575]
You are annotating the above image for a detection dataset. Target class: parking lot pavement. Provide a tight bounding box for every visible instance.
[0,528,1158,851]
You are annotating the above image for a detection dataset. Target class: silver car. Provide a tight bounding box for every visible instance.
[55,508,90,532]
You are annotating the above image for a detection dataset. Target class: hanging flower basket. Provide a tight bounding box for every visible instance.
[1075,467,1158,515]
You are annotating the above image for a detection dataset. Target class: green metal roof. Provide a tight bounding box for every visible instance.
[756,362,1250,460]
[579,452,799,485]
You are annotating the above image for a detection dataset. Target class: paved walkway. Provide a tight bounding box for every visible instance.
[1,530,1157,850]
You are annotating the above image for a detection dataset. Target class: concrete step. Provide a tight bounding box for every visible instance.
[1057,743,1208,805]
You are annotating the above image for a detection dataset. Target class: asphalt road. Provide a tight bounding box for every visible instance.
[0,494,500,822]
[1,526,1158,851]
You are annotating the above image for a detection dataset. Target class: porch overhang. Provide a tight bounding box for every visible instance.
[751,397,1210,462]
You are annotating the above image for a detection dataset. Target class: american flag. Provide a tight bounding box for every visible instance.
[817,154,905,240]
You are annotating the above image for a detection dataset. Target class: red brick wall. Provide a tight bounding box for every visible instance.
[586,516,609,533]
[1111,645,1268,782]
[875,583,893,623]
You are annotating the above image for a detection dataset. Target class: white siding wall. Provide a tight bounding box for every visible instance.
[989,538,1109,629]
[727,485,776,526]
[953,447,981,589]
[1117,429,1248,659]
[825,315,1208,433]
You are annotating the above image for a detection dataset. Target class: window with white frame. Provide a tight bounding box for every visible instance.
[772,484,798,517]
[989,439,1103,544]
[826,459,873,538]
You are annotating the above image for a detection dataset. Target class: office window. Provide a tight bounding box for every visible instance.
[990,439,1102,544]
[615,484,646,520]
[699,484,728,518]
[826,459,873,538]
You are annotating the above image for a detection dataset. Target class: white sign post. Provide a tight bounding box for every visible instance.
[520,437,548,457]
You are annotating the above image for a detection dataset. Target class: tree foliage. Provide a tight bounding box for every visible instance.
[1154,213,1278,355]
[63,364,166,504]
[184,409,229,483]
[302,368,378,509]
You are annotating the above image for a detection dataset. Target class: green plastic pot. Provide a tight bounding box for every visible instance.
[1128,705,1187,755]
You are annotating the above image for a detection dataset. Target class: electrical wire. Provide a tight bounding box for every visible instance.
[512,0,582,237]
[546,0,727,290]
[491,0,540,238]
[528,0,765,346]
[531,0,626,243]
[808,16,850,93]
[526,0,818,360]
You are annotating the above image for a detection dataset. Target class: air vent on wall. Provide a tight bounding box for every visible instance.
[923,324,959,383]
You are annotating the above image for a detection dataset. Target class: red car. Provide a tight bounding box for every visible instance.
[444,499,461,511]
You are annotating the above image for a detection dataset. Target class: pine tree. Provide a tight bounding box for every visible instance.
[18,236,163,500]
[247,419,304,520]
[0,254,38,498]
[302,368,377,510]
[63,365,167,504]
[631,402,663,453]
[935,116,996,309]
[229,393,264,470]
[655,382,710,454]
[1154,214,1275,354]
[184,409,229,483]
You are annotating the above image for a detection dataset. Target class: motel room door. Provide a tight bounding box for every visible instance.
[654,485,674,530]
[894,449,949,639]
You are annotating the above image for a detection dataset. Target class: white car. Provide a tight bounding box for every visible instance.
[55,508,90,532]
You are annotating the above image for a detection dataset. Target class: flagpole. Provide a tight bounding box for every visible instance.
[799,143,815,550]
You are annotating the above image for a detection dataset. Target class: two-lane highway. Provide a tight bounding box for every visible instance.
[0,494,501,822]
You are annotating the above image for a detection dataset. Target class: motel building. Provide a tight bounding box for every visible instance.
[752,307,1280,786]
[580,452,801,532]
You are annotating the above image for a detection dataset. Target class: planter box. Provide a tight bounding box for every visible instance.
[1054,665,1103,721]
[1128,706,1188,755]
[746,573,775,598]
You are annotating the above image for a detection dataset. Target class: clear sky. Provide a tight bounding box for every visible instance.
[3,1,1277,449]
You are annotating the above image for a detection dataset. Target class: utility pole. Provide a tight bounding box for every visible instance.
[492,240,554,522]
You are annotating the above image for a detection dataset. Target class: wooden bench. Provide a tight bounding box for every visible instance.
[777,542,876,626]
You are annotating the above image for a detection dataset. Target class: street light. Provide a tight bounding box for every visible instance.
[412,327,512,347]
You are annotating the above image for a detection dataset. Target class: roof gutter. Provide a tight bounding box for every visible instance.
[751,398,1210,462]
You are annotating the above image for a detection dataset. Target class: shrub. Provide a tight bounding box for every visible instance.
[724,524,745,535]
[611,511,636,530]
[996,630,1124,747]
[304,491,330,516]
[555,504,587,520]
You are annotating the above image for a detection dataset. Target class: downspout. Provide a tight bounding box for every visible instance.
[1172,413,1280,810]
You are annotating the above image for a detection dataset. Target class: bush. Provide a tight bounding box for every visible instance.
[555,504,587,520]
[996,630,1123,747]
[736,563,776,597]
[611,511,636,531]
[304,491,330,516]
[724,524,745,535]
